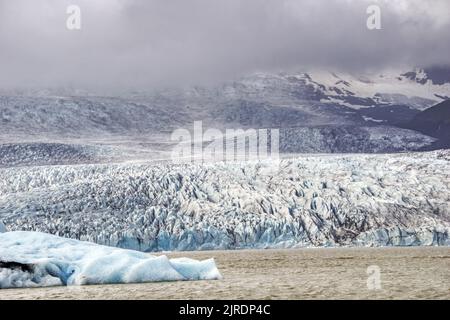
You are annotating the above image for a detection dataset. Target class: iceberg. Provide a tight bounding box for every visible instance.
[0,231,222,289]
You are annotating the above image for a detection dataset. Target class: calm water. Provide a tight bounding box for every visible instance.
[1,247,449,300]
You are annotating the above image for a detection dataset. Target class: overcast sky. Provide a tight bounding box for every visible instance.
[0,0,449,90]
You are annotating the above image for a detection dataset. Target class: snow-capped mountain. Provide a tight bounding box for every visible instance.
[0,68,449,160]
[224,68,450,125]
[233,68,450,112]
[402,66,450,86]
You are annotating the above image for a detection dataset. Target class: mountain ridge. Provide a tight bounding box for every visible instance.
[1,69,449,157]
[404,100,450,145]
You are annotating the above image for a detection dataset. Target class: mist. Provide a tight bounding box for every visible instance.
[1,0,449,91]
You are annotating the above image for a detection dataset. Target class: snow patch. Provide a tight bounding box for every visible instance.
[309,70,450,110]
[362,116,385,123]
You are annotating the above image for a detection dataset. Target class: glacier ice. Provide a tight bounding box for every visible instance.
[1,151,449,251]
[0,231,222,289]
[0,221,6,233]
[0,143,119,168]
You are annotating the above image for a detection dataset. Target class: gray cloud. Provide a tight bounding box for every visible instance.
[0,0,449,90]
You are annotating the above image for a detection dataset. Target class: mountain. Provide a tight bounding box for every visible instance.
[0,68,449,160]
[403,66,450,86]
[3,69,450,134]
[405,100,450,144]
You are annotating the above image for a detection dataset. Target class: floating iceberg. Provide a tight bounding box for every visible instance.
[0,231,222,289]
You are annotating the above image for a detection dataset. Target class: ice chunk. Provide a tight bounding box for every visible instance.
[0,231,222,289]
[0,221,6,233]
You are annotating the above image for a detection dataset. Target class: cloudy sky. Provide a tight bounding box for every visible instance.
[0,0,449,90]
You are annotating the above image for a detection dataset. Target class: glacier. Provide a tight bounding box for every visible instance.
[1,151,449,251]
[0,231,222,289]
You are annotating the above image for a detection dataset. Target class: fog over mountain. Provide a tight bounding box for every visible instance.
[1,0,450,91]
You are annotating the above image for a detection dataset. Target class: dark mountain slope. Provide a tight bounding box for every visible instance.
[405,100,450,143]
